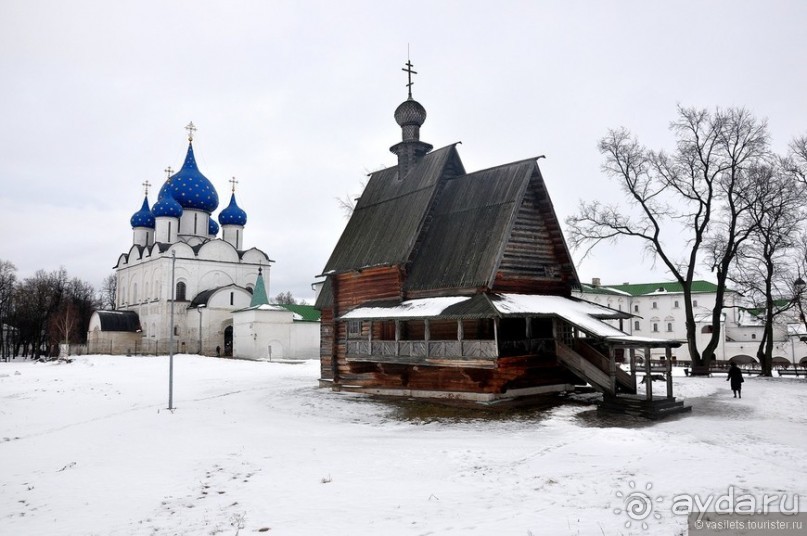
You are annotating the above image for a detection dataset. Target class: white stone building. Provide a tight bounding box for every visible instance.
[88,125,319,359]
[576,278,807,366]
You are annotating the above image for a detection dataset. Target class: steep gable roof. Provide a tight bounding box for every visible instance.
[322,144,463,274]
[404,158,534,292]
[404,159,579,293]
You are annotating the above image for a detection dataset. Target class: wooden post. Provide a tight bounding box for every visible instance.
[395,320,400,356]
[458,319,464,356]
[525,316,532,338]
[644,347,653,400]
[424,319,430,356]
[629,348,637,392]
[493,318,499,350]
[666,346,673,399]
[368,320,373,355]
[609,345,617,395]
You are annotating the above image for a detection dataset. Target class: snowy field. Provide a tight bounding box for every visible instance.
[1,356,806,536]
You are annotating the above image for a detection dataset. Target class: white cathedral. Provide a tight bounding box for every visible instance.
[88,124,320,359]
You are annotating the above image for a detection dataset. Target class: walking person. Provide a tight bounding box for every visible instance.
[727,362,744,398]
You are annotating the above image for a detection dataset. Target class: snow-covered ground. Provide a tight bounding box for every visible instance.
[1,356,805,536]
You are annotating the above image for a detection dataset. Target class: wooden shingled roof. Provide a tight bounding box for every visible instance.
[404,158,536,292]
[322,144,464,274]
[318,143,579,306]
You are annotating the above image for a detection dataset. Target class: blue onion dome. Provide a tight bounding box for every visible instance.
[208,218,220,236]
[394,98,427,127]
[152,190,183,218]
[130,196,155,228]
[218,193,248,226]
[157,142,219,213]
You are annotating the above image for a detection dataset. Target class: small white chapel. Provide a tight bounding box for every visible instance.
[87,123,320,359]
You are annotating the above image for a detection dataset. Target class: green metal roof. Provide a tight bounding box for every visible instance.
[578,283,630,296]
[601,280,719,296]
[276,304,321,322]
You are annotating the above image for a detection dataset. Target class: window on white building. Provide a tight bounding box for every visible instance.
[667,322,673,332]
[752,333,757,340]
[175,282,187,301]
[634,304,639,313]
[674,300,679,308]
[693,300,698,307]
[652,301,658,309]
[634,320,640,331]
[653,323,659,332]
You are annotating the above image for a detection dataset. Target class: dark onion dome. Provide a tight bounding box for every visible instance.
[157,142,219,213]
[218,193,247,226]
[394,98,427,127]
[152,190,183,218]
[208,217,220,236]
[130,196,155,229]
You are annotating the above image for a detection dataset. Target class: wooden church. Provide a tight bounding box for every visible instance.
[316,62,688,415]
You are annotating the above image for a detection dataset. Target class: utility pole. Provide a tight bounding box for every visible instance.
[168,251,176,410]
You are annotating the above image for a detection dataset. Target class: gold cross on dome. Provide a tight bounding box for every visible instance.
[185,121,197,141]
[142,180,151,196]
[402,59,417,99]
[229,176,239,193]
[164,166,174,180]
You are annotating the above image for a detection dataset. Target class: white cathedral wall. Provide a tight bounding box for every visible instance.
[114,241,269,355]
[178,209,209,240]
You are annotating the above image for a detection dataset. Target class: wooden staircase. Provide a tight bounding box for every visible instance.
[556,339,691,419]
[599,394,692,420]
[555,340,635,395]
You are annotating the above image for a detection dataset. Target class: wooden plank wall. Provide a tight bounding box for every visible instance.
[327,266,403,383]
[493,181,572,296]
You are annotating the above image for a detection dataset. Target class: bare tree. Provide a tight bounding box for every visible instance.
[0,260,17,358]
[729,161,804,375]
[336,179,367,219]
[274,291,298,305]
[12,268,68,357]
[99,273,117,310]
[50,301,79,355]
[567,106,770,368]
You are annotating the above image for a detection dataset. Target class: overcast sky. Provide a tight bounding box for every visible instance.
[2,1,806,302]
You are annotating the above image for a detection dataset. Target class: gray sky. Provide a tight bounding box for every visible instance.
[2,0,806,301]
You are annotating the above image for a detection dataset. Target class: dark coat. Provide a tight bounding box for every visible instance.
[727,366,744,390]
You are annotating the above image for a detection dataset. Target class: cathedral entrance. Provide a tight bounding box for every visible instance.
[223,326,233,357]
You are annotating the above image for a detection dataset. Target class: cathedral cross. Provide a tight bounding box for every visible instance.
[402,60,417,99]
[164,166,174,180]
[185,121,197,141]
[142,180,151,196]
[229,176,239,193]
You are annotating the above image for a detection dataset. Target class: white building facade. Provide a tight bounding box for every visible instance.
[576,279,807,366]
[88,125,317,358]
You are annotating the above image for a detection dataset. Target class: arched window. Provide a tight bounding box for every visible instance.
[634,320,640,331]
[667,322,673,332]
[176,281,187,301]
[652,301,658,309]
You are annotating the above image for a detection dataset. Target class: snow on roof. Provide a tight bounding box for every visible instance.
[340,296,472,320]
[341,293,678,347]
[492,294,630,339]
